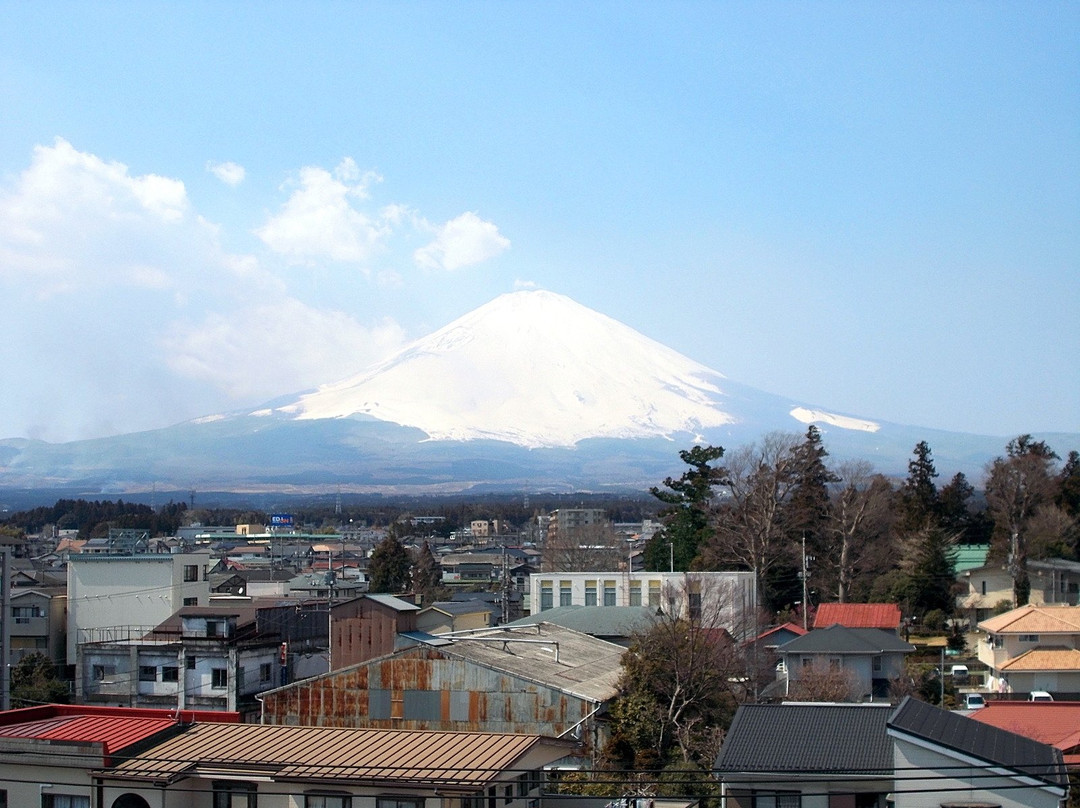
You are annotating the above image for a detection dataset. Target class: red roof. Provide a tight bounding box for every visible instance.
[813,602,901,630]
[969,701,1080,766]
[0,704,239,759]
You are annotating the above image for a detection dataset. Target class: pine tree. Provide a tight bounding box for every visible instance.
[900,441,940,531]
[412,540,442,604]
[644,445,727,571]
[368,536,412,594]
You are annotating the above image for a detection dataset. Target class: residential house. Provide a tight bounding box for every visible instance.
[968,700,1080,768]
[529,571,758,638]
[715,698,1068,808]
[959,558,1080,628]
[813,603,902,634]
[416,601,498,635]
[66,551,213,663]
[0,703,574,808]
[978,604,1080,696]
[775,625,915,700]
[259,622,624,760]
[440,553,504,587]
[8,586,65,666]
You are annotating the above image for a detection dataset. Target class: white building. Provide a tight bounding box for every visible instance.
[529,570,758,637]
[66,551,213,661]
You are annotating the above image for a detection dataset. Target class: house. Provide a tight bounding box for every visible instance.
[416,600,498,634]
[968,700,1080,767]
[259,622,624,758]
[66,551,213,663]
[0,703,574,808]
[888,696,1067,808]
[775,625,915,700]
[8,586,65,666]
[715,698,1068,808]
[529,570,758,637]
[813,603,901,634]
[715,702,895,808]
[959,558,1080,628]
[0,703,237,808]
[977,604,1080,696]
[330,594,420,670]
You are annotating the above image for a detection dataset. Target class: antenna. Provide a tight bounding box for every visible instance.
[189,488,196,510]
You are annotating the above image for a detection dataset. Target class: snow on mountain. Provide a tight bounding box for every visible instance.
[272,289,873,448]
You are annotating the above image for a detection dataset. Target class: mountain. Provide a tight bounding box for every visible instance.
[0,290,1062,494]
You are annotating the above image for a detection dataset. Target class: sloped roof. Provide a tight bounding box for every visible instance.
[997,647,1080,672]
[364,593,421,611]
[888,696,1067,788]
[955,544,991,573]
[107,723,572,787]
[969,701,1080,764]
[778,625,914,655]
[813,603,901,630]
[979,605,1080,635]
[506,605,657,638]
[715,703,893,773]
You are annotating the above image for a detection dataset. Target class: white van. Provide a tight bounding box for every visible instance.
[964,693,985,709]
[1030,690,1054,702]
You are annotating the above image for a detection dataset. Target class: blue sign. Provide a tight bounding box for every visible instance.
[270,513,294,527]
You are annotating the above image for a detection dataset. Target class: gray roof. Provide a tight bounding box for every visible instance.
[424,600,499,617]
[888,696,1067,788]
[365,593,420,612]
[506,605,657,638]
[778,625,915,655]
[715,703,893,774]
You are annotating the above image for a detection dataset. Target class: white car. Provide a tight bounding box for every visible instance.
[964,693,985,709]
[1030,690,1054,702]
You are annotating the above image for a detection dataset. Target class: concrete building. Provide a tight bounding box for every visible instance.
[8,586,65,666]
[529,570,758,637]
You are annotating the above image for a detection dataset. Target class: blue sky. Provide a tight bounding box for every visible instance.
[0,2,1076,445]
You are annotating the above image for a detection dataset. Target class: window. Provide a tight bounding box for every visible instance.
[980,580,987,596]
[628,581,641,606]
[186,655,196,670]
[92,664,115,681]
[603,580,616,606]
[829,657,842,670]
[1019,634,1039,643]
[211,668,228,689]
[41,796,90,808]
[872,655,882,673]
[139,665,157,682]
[584,580,597,606]
[12,605,43,623]
[992,635,1003,649]
[559,581,572,607]
[183,597,199,606]
[161,666,179,682]
[305,795,351,808]
[688,591,702,620]
[801,657,814,669]
[540,581,553,611]
[206,620,224,638]
[213,781,256,808]
[504,784,513,804]
[183,564,198,582]
[376,798,422,808]
[260,662,273,683]
[648,580,661,607]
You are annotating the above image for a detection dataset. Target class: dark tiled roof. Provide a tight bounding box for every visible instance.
[715,703,893,773]
[778,625,914,655]
[888,697,1067,787]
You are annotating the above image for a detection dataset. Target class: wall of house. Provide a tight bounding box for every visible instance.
[331,598,418,670]
[891,735,1063,808]
[0,746,101,807]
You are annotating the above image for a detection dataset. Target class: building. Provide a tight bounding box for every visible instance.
[715,698,1068,808]
[978,604,1080,696]
[968,700,1080,767]
[812,603,902,633]
[259,622,624,759]
[416,601,498,635]
[330,594,420,670]
[959,558,1080,628]
[0,703,575,808]
[529,570,758,637]
[775,625,915,700]
[66,551,213,662]
[8,586,65,666]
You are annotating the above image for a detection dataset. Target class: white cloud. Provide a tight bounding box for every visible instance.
[414,211,510,271]
[256,159,390,265]
[208,160,246,186]
[163,301,407,400]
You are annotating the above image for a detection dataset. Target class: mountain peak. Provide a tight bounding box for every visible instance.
[273,289,737,448]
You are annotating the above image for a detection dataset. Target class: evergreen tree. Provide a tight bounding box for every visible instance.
[900,441,940,531]
[10,653,69,708]
[368,536,412,594]
[894,526,958,616]
[644,445,727,571]
[412,540,442,603]
[1057,450,1080,518]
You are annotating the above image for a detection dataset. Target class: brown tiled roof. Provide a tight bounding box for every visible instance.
[979,605,1080,634]
[813,602,901,630]
[970,701,1080,765]
[998,648,1080,672]
[109,723,569,788]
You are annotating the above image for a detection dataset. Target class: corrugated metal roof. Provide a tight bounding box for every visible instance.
[715,703,893,774]
[505,605,657,637]
[110,723,564,788]
[0,713,177,754]
[813,603,901,630]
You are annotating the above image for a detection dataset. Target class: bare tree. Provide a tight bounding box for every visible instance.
[541,521,627,572]
[824,461,894,602]
[787,663,860,702]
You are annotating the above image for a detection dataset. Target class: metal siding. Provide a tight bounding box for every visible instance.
[404,690,442,721]
[369,688,391,719]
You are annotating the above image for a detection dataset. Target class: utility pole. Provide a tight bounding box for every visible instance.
[801,535,809,631]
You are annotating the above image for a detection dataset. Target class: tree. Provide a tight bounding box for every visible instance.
[1057,451,1080,518]
[787,425,840,545]
[542,521,625,572]
[822,461,894,602]
[787,664,859,702]
[606,578,745,771]
[701,433,801,610]
[893,526,959,616]
[368,536,412,594]
[412,541,443,603]
[644,445,727,571]
[900,441,940,531]
[10,653,68,708]
[985,435,1060,605]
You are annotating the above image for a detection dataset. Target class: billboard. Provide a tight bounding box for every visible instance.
[270,513,294,528]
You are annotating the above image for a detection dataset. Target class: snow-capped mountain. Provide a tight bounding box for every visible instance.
[0,290,1056,494]
[267,290,876,447]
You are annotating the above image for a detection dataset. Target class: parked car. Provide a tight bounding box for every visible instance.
[964,693,985,709]
[1030,690,1054,702]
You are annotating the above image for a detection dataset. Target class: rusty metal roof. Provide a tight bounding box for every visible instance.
[109,723,569,788]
